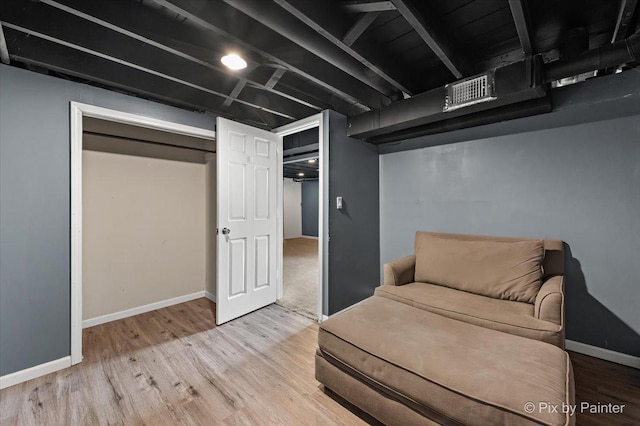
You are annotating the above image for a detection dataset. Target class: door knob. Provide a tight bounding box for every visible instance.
[222,227,231,235]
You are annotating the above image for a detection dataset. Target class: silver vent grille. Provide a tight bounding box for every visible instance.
[444,72,496,112]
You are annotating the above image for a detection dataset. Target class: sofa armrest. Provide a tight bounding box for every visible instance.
[383,255,416,286]
[534,275,564,326]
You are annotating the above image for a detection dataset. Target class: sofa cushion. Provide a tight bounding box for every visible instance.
[375,282,563,347]
[319,296,574,426]
[414,232,544,303]
[316,352,442,426]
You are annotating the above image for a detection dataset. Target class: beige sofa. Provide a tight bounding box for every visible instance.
[316,231,574,425]
[377,231,566,347]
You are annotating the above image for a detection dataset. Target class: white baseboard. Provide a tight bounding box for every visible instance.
[320,298,369,323]
[0,356,71,390]
[301,235,319,239]
[205,290,217,303]
[566,340,640,369]
[1,291,215,390]
[83,291,206,328]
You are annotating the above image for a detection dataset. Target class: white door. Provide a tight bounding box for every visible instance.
[216,117,279,324]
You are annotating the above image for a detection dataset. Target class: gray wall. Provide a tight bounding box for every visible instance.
[328,111,380,315]
[379,70,640,357]
[0,65,214,376]
[302,181,319,237]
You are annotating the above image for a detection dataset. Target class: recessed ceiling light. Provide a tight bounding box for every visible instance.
[307,159,317,163]
[298,172,305,177]
[221,53,247,70]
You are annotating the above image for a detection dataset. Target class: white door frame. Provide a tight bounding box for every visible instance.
[69,101,216,365]
[273,111,328,322]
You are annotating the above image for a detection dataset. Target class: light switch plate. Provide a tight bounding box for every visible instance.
[336,196,343,209]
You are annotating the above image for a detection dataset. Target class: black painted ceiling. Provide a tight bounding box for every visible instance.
[283,128,319,179]
[284,158,319,181]
[1,0,636,130]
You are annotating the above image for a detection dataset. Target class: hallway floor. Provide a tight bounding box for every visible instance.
[279,237,318,319]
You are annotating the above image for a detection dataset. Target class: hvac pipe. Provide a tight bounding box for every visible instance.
[545,31,640,82]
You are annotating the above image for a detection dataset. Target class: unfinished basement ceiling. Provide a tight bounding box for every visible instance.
[283,128,319,180]
[1,0,637,132]
[283,159,319,181]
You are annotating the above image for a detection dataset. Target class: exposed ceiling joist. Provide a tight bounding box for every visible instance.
[151,0,383,111]
[7,49,270,129]
[478,49,526,71]
[271,0,411,95]
[225,0,401,97]
[1,0,624,138]
[612,0,639,42]
[40,0,322,112]
[265,68,287,90]
[3,1,317,122]
[263,75,364,116]
[2,22,295,120]
[508,0,533,55]
[391,0,466,79]
[284,163,318,171]
[0,23,9,64]
[283,153,318,164]
[344,1,396,13]
[284,165,318,173]
[343,12,380,47]
[283,143,319,157]
[222,79,247,109]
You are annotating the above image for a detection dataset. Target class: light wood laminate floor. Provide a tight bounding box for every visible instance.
[1,298,639,425]
[0,299,371,426]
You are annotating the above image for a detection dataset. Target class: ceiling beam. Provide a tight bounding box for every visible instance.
[6,51,271,129]
[2,22,296,120]
[264,74,365,116]
[344,1,396,13]
[152,0,388,110]
[265,68,287,89]
[40,0,322,112]
[222,79,247,109]
[282,143,320,157]
[477,49,526,71]
[225,0,402,97]
[283,152,318,164]
[343,11,380,47]
[4,31,281,128]
[612,0,639,42]
[0,23,9,64]
[391,0,466,79]
[271,0,411,95]
[508,0,533,55]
